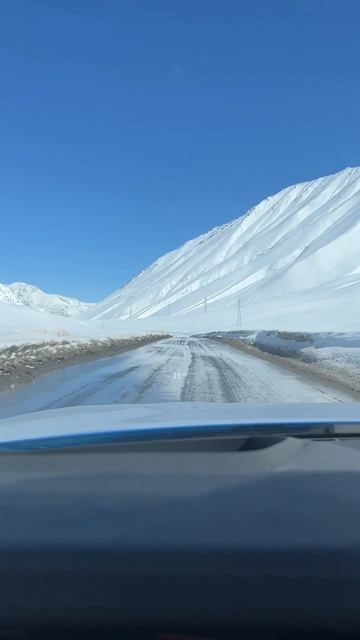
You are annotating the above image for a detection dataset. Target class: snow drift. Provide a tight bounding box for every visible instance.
[0,301,102,346]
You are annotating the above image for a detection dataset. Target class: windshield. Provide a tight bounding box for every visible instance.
[0,1,359,440]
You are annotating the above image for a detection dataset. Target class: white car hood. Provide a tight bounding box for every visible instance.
[0,402,359,447]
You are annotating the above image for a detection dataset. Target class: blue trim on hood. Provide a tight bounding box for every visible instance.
[0,420,337,451]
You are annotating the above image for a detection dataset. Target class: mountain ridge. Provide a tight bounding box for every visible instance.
[0,282,93,318]
[82,167,360,331]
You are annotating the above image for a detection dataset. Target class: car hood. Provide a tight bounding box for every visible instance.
[0,402,359,449]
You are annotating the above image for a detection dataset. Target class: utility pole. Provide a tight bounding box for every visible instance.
[129,305,132,319]
[168,303,171,316]
[237,298,242,327]
[204,296,207,314]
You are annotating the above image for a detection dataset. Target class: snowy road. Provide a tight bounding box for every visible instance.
[0,337,356,418]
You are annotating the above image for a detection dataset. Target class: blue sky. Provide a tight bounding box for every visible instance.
[1,0,359,301]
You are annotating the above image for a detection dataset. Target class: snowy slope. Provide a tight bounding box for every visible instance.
[0,301,103,346]
[83,167,360,331]
[0,282,93,317]
[0,284,20,306]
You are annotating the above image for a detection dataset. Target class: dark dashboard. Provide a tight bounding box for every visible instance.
[1,433,360,638]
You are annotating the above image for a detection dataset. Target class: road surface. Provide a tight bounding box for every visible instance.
[0,336,356,418]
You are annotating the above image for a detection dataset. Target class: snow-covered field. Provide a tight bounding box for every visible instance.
[0,301,163,348]
[0,301,101,346]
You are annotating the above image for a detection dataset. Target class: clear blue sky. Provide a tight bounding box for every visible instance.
[1,0,359,301]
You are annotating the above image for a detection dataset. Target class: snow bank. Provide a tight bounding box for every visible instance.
[0,333,166,394]
[0,302,159,348]
[0,301,103,347]
[0,302,168,393]
[210,330,360,393]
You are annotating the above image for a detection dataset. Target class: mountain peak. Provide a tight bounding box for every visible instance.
[1,282,93,318]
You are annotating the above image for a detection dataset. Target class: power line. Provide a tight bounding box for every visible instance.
[237,298,242,326]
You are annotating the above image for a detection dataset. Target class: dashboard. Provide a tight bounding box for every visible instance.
[1,433,360,638]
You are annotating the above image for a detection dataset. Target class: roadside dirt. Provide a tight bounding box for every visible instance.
[0,335,169,395]
[211,336,360,401]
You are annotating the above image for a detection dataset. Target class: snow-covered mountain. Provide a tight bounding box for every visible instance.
[0,282,93,318]
[0,284,20,306]
[83,167,360,331]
